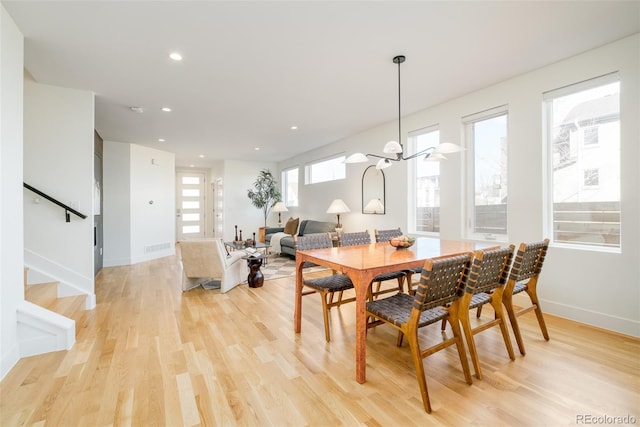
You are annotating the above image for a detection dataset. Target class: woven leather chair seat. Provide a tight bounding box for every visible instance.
[304,274,354,292]
[367,293,448,328]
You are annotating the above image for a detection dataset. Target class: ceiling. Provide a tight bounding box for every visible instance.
[3,1,639,168]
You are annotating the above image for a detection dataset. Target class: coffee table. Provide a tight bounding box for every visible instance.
[225,241,271,265]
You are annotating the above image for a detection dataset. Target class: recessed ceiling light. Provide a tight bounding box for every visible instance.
[198,154,204,158]
[157,138,165,142]
[189,164,195,168]
[161,107,172,112]
[130,106,144,113]
[290,125,298,130]
[169,52,183,61]
[254,147,260,151]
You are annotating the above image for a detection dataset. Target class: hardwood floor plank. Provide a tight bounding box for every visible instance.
[1,253,638,426]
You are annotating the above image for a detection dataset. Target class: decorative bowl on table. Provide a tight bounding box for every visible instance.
[389,235,416,249]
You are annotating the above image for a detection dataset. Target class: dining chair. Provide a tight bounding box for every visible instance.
[296,232,355,342]
[365,253,473,413]
[375,228,422,295]
[457,246,516,379]
[341,231,407,298]
[502,239,550,355]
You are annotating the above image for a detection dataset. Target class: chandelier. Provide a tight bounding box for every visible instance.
[345,55,464,170]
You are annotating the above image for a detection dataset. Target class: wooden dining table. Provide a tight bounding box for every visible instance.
[294,237,496,384]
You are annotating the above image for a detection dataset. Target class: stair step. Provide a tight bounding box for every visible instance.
[24,282,86,320]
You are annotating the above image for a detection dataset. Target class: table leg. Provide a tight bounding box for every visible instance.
[350,270,377,384]
[294,257,304,333]
[247,258,264,288]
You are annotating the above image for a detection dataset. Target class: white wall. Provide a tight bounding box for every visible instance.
[279,35,640,337]
[209,160,278,242]
[103,141,175,267]
[22,75,95,298]
[0,5,25,380]
[103,141,131,266]
[103,141,175,266]
[130,144,175,263]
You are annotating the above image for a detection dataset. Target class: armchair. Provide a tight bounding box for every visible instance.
[179,239,246,293]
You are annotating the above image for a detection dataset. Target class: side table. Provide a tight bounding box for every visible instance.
[242,254,267,288]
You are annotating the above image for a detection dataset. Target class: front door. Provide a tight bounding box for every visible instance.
[176,171,206,240]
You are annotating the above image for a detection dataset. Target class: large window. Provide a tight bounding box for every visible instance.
[464,107,508,239]
[305,155,346,184]
[281,167,299,207]
[409,127,441,233]
[544,74,620,249]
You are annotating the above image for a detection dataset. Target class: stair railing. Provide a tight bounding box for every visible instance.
[23,182,88,222]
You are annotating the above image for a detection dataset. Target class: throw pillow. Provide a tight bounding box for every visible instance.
[283,217,299,235]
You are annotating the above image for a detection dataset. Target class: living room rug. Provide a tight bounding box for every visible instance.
[261,254,327,281]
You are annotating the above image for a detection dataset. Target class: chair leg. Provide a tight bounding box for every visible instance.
[396,276,404,293]
[527,288,550,341]
[321,292,331,342]
[405,326,432,413]
[476,305,483,318]
[492,298,516,361]
[459,309,482,379]
[447,307,473,385]
[504,293,526,355]
[440,318,447,331]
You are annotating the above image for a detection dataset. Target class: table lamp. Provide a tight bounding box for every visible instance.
[272,201,288,226]
[326,199,350,232]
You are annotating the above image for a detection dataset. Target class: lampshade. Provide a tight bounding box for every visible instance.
[344,153,369,163]
[326,199,350,214]
[363,198,385,214]
[326,199,350,229]
[376,158,392,170]
[272,202,288,212]
[383,140,402,154]
[424,152,447,162]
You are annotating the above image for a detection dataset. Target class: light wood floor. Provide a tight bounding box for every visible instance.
[2,254,639,426]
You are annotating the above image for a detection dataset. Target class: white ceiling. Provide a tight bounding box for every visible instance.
[3,1,639,167]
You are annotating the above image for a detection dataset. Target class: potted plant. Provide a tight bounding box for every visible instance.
[247,169,282,231]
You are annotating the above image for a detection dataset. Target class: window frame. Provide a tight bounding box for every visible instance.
[463,105,509,242]
[281,167,299,207]
[407,125,441,236]
[542,72,621,252]
[304,154,346,185]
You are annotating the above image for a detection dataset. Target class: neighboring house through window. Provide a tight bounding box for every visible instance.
[544,73,620,249]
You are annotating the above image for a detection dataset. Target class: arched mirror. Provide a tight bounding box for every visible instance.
[362,165,385,214]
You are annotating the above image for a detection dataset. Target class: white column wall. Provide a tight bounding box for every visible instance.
[279,34,639,336]
[0,5,25,380]
[129,144,175,264]
[103,141,175,266]
[103,141,131,266]
[22,79,95,295]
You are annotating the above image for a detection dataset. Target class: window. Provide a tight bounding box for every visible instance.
[583,127,599,146]
[409,126,440,233]
[544,74,620,249]
[583,169,599,187]
[281,167,299,207]
[464,107,508,239]
[305,155,345,184]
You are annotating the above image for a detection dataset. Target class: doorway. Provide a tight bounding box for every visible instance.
[176,171,207,240]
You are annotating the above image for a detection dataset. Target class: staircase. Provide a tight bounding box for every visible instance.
[18,267,83,357]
